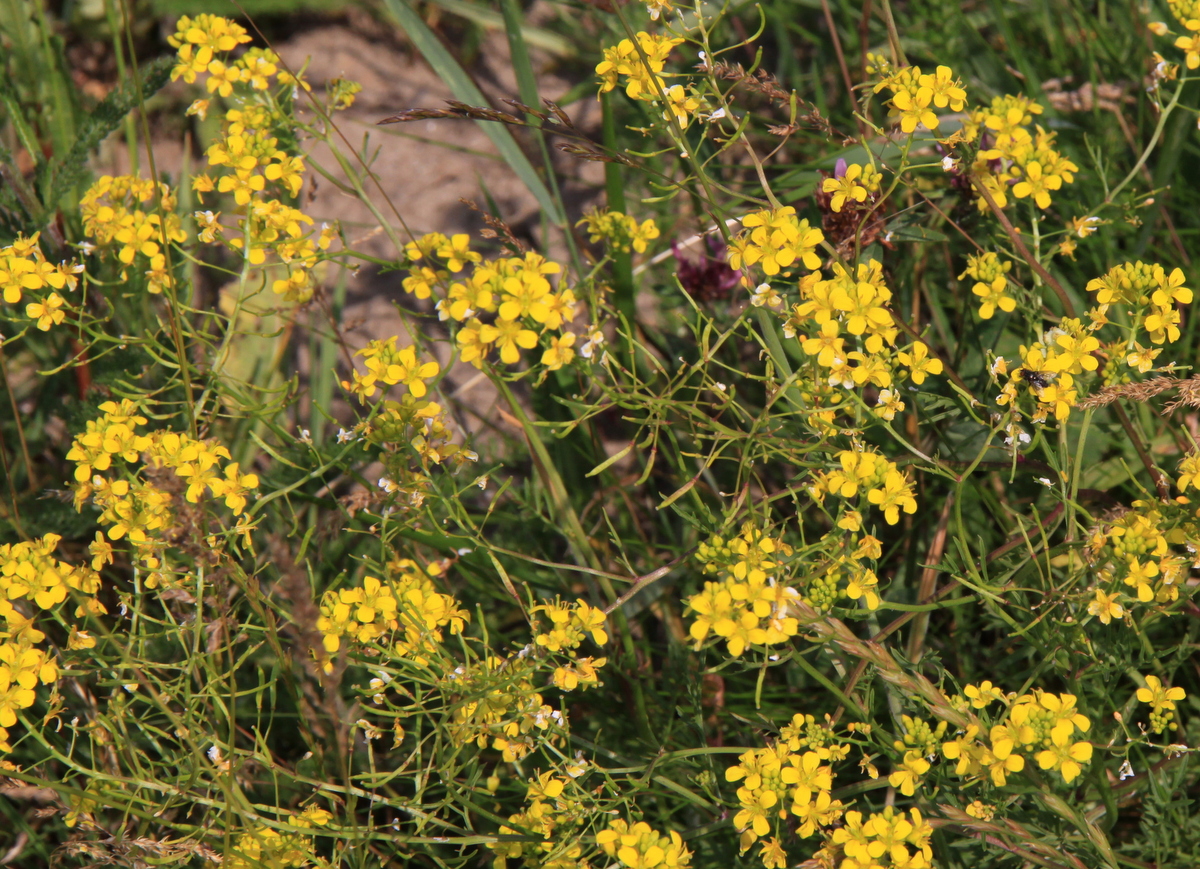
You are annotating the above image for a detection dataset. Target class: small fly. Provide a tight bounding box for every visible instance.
[1020,368,1055,390]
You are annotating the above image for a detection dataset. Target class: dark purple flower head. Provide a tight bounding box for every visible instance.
[673,235,742,301]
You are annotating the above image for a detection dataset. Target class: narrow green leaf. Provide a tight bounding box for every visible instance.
[42,56,174,210]
[585,441,632,478]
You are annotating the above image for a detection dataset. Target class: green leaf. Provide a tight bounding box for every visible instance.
[41,56,174,211]
[378,0,566,229]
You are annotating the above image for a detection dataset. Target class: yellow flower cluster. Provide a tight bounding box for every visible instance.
[577,208,661,254]
[364,393,477,474]
[594,32,701,127]
[200,105,306,199]
[0,534,101,751]
[874,64,966,133]
[725,741,843,853]
[445,653,563,762]
[824,807,934,869]
[596,819,691,869]
[80,175,186,295]
[1161,0,1200,68]
[821,163,882,213]
[400,233,579,371]
[959,251,1016,319]
[342,337,440,402]
[805,542,885,613]
[727,207,824,277]
[1083,498,1197,626]
[170,16,344,304]
[168,15,304,97]
[0,232,82,331]
[964,95,1078,211]
[942,686,1093,785]
[888,715,947,796]
[196,163,335,304]
[223,806,332,869]
[990,260,1190,426]
[67,400,258,580]
[809,447,919,526]
[532,598,608,692]
[490,769,591,869]
[1086,260,1193,345]
[317,559,468,666]
[1136,674,1186,734]
[784,259,943,421]
[993,317,1096,423]
[684,524,800,657]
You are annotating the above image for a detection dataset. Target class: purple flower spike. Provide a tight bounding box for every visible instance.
[834,157,848,179]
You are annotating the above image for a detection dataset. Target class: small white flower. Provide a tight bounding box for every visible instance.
[751,282,782,308]
[207,745,222,763]
[709,107,726,121]
[714,382,727,392]
[457,547,473,555]
[474,475,488,490]
[580,329,606,360]
[680,150,689,158]
[1118,758,1134,780]
[78,241,97,256]
[1036,477,1054,487]
[298,428,312,444]
[378,477,398,493]
[698,50,707,62]
[337,428,354,444]
[1042,327,1067,345]
[941,156,958,172]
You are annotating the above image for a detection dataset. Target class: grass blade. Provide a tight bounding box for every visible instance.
[379,0,567,229]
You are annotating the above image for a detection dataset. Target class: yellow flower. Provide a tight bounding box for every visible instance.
[888,750,930,796]
[758,837,787,869]
[822,164,877,212]
[1137,674,1186,710]
[891,85,938,132]
[1123,557,1159,603]
[897,341,943,384]
[208,463,259,514]
[1087,588,1124,625]
[867,469,918,525]
[963,681,1006,708]
[492,318,539,364]
[1035,733,1093,783]
[982,731,1024,786]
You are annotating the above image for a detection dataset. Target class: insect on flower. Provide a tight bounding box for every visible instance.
[1019,368,1056,390]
